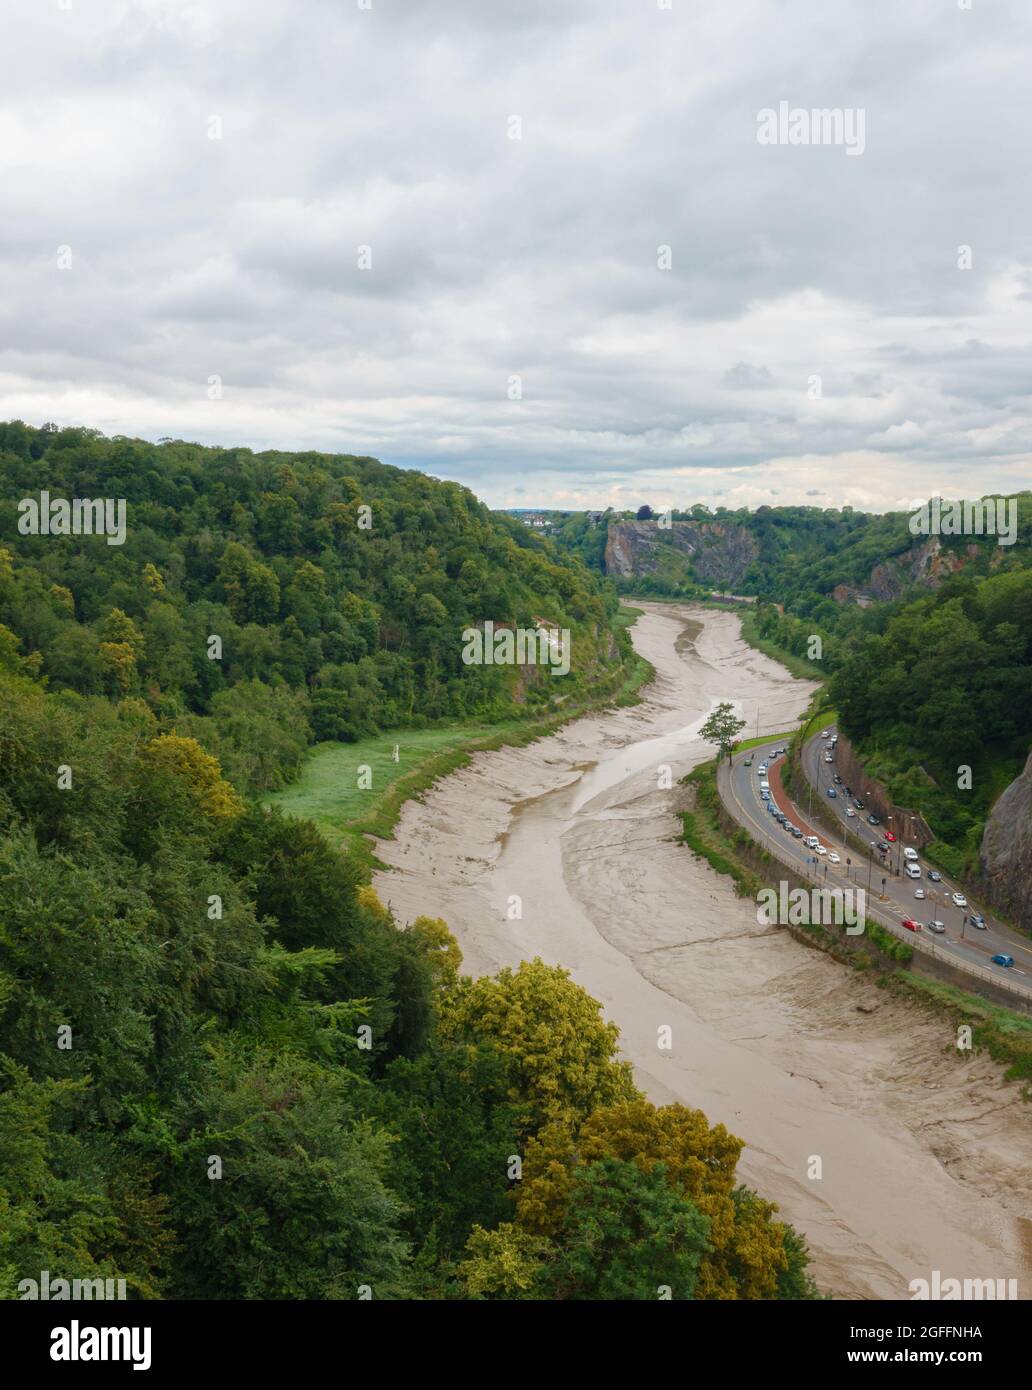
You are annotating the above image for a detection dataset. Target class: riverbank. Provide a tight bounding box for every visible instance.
[372,601,1032,1299]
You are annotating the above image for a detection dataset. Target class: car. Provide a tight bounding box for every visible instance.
[952,893,967,908]
[819,729,830,739]
[828,852,841,864]
[744,757,753,767]
[885,832,897,842]
[902,918,922,932]
[804,835,820,848]
[903,847,918,861]
[815,844,827,856]
[760,780,770,791]
[844,786,852,796]
[905,863,922,879]
[757,764,768,775]
[854,799,865,810]
[833,775,843,785]
[760,790,771,800]
[845,807,857,818]
[824,753,833,763]
[914,888,925,899]
[867,814,880,826]
[969,913,986,930]
[927,870,942,882]
[827,787,837,798]
[991,954,1015,968]
[926,920,945,935]
[791,827,803,839]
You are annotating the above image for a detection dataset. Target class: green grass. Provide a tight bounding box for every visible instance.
[735,729,796,754]
[264,723,508,849]
[738,609,830,683]
[264,624,654,872]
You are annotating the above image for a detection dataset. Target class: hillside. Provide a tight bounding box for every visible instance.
[0,422,629,794]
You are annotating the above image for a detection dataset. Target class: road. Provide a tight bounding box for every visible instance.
[720,727,1032,1006]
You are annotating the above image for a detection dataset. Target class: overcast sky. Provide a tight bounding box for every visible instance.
[2,0,1031,511]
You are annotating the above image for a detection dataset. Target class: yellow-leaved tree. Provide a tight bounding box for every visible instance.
[438,958,636,1134]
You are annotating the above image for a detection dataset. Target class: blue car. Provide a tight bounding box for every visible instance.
[826,787,837,798]
[991,954,1014,968]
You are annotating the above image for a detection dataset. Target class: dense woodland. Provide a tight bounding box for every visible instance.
[0,422,629,796]
[0,423,819,1300]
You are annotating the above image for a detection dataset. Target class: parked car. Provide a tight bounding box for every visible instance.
[876,840,889,853]
[845,807,857,818]
[844,786,852,796]
[804,836,820,849]
[828,852,841,864]
[885,832,897,842]
[927,870,942,882]
[833,775,843,785]
[903,847,918,861]
[824,753,833,763]
[815,844,827,856]
[926,920,945,935]
[827,787,837,798]
[970,913,986,930]
[991,954,1015,968]
[854,799,865,809]
[914,888,925,899]
[760,790,771,800]
[902,918,922,932]
[819,729,830,738]
[952,893,967,908]
[760,780,770,791]
[791,827,803,839]
[757,764,768,775]
[867,814,880,826]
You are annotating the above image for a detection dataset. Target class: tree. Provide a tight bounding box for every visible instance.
[700,700,746,764]
[636,505,653,521]
[438,959,636,1134]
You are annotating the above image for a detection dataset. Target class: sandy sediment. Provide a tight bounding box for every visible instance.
[374,603,1032,1300]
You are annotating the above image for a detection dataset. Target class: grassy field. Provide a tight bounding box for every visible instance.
[264,604,653,869]
[264,723,510,850]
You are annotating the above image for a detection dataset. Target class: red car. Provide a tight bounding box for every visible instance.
[902,918,922,932]
[885,832,897,842]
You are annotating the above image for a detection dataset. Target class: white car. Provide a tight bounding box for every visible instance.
[824,753,833,763]
[952,893,967,908]
[827,852,841,864]
[903,847,918,861]
[815,844,827,856]
[845,807,856,818]
[819,729,830,738]
[914,888,925,899]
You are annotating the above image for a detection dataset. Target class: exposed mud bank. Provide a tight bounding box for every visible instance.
[374,604,1032,1300]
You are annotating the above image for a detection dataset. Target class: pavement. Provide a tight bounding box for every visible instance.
[719,727,1032,1006]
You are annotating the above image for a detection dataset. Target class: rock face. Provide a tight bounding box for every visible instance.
[603,521,757,588]
[980,752,1032,934]
[833,538,984,606]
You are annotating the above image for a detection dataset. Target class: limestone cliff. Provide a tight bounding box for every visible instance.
[980,752,1032,934]
[603,520,757,589]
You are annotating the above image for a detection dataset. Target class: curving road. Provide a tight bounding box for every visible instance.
[719,728,1032,1005]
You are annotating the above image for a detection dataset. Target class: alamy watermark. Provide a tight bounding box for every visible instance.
[909,1270,1018,1300]
[757,882,866,934]
[908,496,1018,546]
[19,1270,127,1300]
[17,490,126,546]
[756,102,866,156]
[461,620,571,676]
